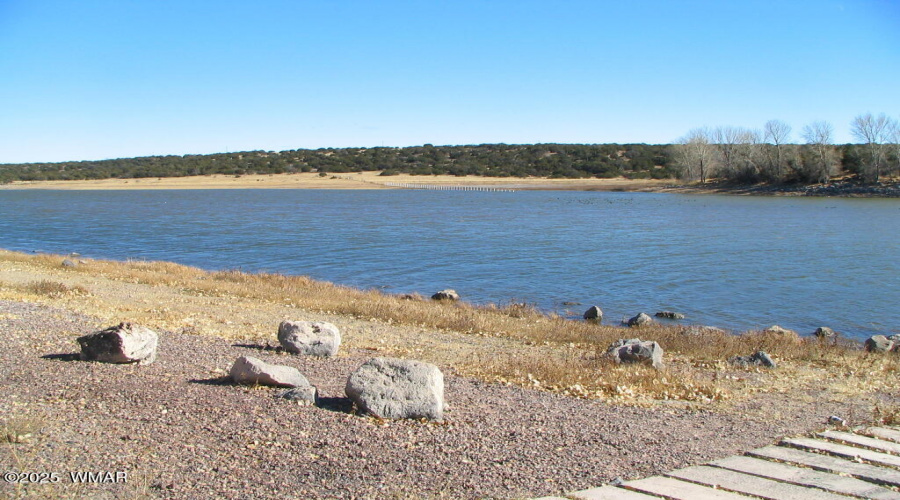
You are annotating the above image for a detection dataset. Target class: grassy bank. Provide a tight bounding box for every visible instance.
[0,249,897,414]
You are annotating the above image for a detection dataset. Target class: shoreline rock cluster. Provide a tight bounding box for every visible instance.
[75,318,447,421]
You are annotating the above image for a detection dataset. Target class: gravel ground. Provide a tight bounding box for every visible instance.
[0,300,876,500]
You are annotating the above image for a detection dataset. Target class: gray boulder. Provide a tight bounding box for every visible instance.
[813,327,836,338]
[431,289,460,301]
[277,320,341,357]
[865,335,895,353]
[583,305,603,321]
[77,322,158,365]
[345,357,444,421]
[230,355,309,388]
[655,311,685,320]
[729,350,776,368]
[277,387,318,406]
[626,312,653,327]
[62,259,78,268]
[606,338,663,369]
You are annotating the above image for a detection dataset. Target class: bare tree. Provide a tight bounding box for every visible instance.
[800,121,839,183]
[851,113,894,181]
[713,126,761,182]
[762,120,795,182]
[674,128,717,183]
[889,118,900,179]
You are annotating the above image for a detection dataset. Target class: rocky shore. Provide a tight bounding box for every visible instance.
[0,300,884,499]
[664,179,900,197]
[2,251,898,499]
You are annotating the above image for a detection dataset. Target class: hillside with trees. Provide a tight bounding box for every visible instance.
[2,113,897,186]
[0,144,673,184]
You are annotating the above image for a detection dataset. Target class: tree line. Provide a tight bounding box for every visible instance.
[673,113,900,184]
[0,144,673,183]
[1,113,897,185]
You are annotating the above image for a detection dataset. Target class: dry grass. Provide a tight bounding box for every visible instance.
[2,414,43,444]
[1,249,898,407]
[24,280,90,298]
[873,404,900,426]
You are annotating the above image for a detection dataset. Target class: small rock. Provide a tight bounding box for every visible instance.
[655,311,685,320]
[728,350,776,368]
[865,335,895,353]
[277,321,341,357]
[77,322,158,365]
[626,313,653,327]
[682,325,728,336]
[764,325,798,336]
[345,357,444,421]
[62,259,77,268]
[827,415,847,426]
[562,301,581,306]
[813,327,836,338]
[763,325,800,343]
[606,338,663,369]
[398,294,422,301]
[277,387,318,406]
[431,289,459,301]
[229,355,309,388]
[583,305,603,321]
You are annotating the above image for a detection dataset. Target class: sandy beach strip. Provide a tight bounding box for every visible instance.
[0,172,677,191]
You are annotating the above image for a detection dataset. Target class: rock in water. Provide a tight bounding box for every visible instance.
[865,335,895,353]
[626,313,653,327]
[655,311,685,320]
[277,321,341,357]
[345,357,444,421]
[230,355,310,388]
[77,322,158,365]
[606,338,664,369]
[583,305,603,321]
[729,350,776,368]
[431,289,460,301]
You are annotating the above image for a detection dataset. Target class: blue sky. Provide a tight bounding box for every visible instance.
[1,0,898,163]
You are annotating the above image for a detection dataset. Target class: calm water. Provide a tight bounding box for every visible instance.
[1,189,897,339]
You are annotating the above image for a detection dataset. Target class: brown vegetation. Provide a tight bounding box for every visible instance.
[1,249,897,410]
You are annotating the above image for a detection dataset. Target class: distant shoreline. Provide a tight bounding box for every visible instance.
[2,172,898,197]
[0,172,676,192]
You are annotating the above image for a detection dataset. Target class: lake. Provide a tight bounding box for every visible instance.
[1,189,897,339]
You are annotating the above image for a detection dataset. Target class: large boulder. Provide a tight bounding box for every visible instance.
[865,335,895,353]
[77,322,158,365]
[277,321,341,357]
[230,355,310,388]
[729,350,776,368]
[626,312,653,327]
[345,357,444,421]
[583,305,603,321]
[606,338,663,369]
[431,289,460,301]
